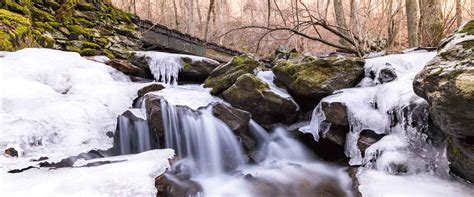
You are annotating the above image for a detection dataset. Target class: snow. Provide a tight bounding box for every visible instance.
[149,84,222,110]
[308,52,439,167]
[0,48,146,170]
[135,51,219,85]
[256,71,292,99]
[0,149,174,196]
[358,169,474,197]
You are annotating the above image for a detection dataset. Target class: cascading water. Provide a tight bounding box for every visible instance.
[160,100,246,176]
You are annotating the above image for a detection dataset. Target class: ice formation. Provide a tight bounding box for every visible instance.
[135,51,219,85]
[149,84,222,110]
[308,51,443,172]
[0,48,146,170]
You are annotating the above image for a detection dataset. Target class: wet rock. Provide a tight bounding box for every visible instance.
[204,54,262,95]
[222,73,298,126]
[321,101,348,126]
[4,147,18,157]
[378,63,397,83]
[107,59,153,79]
[155,172,203,197]
[413,20,474,182]
[137,83,165,97]
[180,56,220,82]
[273,56,364,110]
[211,102,255,151]
[30,156,49,162]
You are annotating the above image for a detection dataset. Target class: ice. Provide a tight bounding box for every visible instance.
[135,51,219,85]
[0,48,146,170]
[308,52,439,167]
[358,169,474,197]
[256,71,292,99]
[0,149,174,196]
[149,84,222,110]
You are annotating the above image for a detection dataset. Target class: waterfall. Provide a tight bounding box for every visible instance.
[160,100,246,176]
[116,109,152,155]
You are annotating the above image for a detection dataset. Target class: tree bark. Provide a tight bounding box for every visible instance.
[204,0,216,40]
[419,0,444,47]
[187,0,195,34]
[334,0,349,46]
[406,0,419,47]
[456,0,462,27]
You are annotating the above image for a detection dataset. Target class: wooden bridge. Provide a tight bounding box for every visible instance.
[134,19,242,62]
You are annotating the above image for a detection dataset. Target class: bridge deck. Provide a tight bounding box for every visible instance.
[134,19,242,62]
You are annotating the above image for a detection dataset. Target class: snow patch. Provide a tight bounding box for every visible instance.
[149,84,222,110]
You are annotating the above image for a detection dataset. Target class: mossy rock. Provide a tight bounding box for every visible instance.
[81,48,100,56]
[459,20,474,35]
[0,9,36,51]
[38,34,55,48]
[0,0,31,15]
[273,56,365,98]
[204,54,262,95]
[222,73,298,125]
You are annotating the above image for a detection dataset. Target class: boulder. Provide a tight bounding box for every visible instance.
[107,59,153,79]
[413,20,474,182]
[180,56,220,82]
[273,56,364,102]
[204,54,261,95]
[222,73,299,126]
[137,83,165,97]
[211,103,255,151]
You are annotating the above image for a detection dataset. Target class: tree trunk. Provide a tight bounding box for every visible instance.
[406,0,419,47]
[350,0,361,38]
[456,0,462,27]
[334,0,349,46]
[387,0,402,48]
[419,0,444,47]
[204,0,216,41]
[173,0,179,29]
[187,0,195,34]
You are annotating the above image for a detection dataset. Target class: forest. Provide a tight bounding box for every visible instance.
[0,0,473,196]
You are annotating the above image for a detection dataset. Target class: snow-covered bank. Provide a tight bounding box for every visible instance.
[0,149,174,196]
[358,169,474,197]
[0,49,147,169]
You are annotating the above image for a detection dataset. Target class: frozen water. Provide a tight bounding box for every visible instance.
[0,48,146,170]
[149,84,222,110]
[135,51,219,85]
[0,149,174,196]
[308,52,441,169]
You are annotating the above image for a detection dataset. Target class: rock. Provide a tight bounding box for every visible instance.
[204,54,262,95]
[413,20,474,182]
[321,101,348,126]
[222,73,298,126]
[107,59,153,79]
[145,95,166,146]
[211,102,255,151]
[180,56,220,82]
[378,63,397,83]
[4,147,18,157]
[271,45,302,64]
[155,172,203,197]
[273,56,364,107]
[137,83,165,97]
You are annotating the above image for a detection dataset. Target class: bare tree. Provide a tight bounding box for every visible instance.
[204,0,216,40]
[456,0,462,27]
[406,0,419,47]
[419,0,444,47]
[387,0,402,47]
[334,0,350,46]
[187,0,195,34]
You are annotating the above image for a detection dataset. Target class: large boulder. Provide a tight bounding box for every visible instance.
[413,20,474,182]
[222,73,298,126]
[273,56,364,103]
[204,54,261,95]
[107,59,153,79]
[180,56,220,82]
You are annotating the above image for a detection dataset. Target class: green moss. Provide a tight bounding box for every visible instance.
[82,41,100,49]
[459,20,474,35]
[75,1,96,11]
[75,17,94,27]
[33,22,55,32]
[80,48,100,56]
[65,45,82,53]
[31,6,55,22]
[48,21,61,28]
[0,9,31,25]
[102,49,115,59]
[67,24,94,37]
[38,34,55,48]
[0,0,31,15]
[94,37,108,46]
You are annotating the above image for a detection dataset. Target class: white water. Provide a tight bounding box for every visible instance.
[135,51,219,85]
